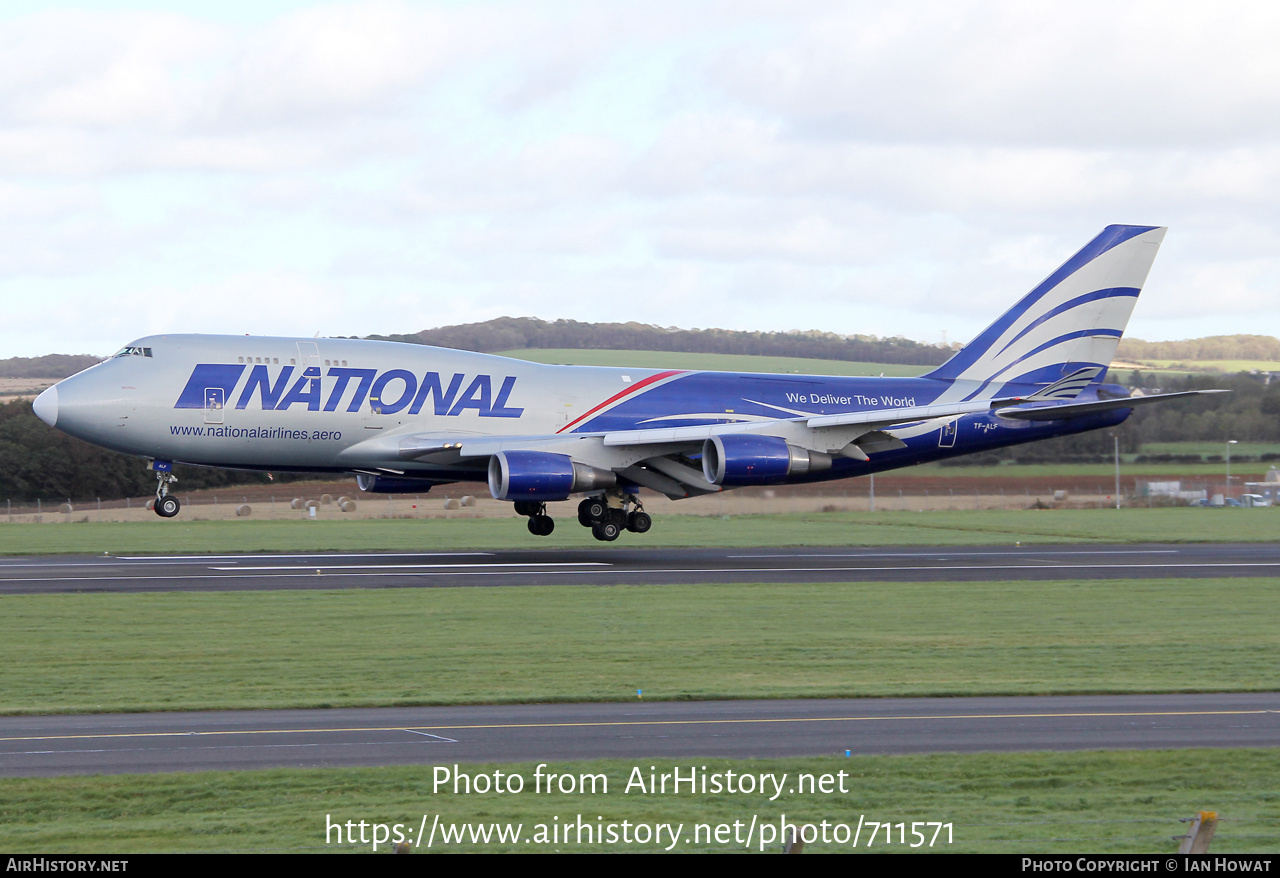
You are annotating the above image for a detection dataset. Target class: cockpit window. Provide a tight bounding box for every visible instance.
[111,346,153,358]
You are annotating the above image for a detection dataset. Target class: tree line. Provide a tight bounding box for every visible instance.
[7,326,1280,378]
[0,354,103,378]
[945,371,1280,465]
[0,400,306,503]
[3,371,1272,502]
[374,317,959,366]
[3,321,1276,501]
[1116,335,1280,362]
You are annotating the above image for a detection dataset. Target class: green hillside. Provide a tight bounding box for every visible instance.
[1121,358,1280,374]
[500,349,926,377]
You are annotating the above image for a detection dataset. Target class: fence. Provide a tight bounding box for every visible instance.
[1,479,1258,525]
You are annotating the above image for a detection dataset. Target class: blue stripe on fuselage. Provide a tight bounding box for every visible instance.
[569,372,952,433]
[174,364,247,409]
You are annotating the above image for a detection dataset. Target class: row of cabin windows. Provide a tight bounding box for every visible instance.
[234,357,351,366]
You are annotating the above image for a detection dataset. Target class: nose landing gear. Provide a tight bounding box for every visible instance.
[152,469,181,518]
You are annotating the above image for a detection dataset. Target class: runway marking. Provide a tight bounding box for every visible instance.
[728,550,1183,559]
[0,568,130,573]
[115,553,494,561]
[1,709,1273,744]
[5,740,455,757]
[206,563,613,571]
[5,561,1280,585]
[402,729,458,742]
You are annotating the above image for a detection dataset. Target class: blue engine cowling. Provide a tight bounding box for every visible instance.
[487,451,616,501]
[702,435,832,486]
[356,474,437,494]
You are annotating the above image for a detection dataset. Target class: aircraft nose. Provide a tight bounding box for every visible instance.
[33,385,58,427]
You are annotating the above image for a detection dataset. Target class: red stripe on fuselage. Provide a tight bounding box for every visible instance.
[556,370,687,434]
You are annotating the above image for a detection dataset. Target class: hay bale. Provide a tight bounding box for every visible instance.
[235,504,252,517]
[443,498,461,510]
[290,498,303,510]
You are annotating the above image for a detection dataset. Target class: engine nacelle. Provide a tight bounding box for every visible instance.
[487,451,616,501]
[356,474,437,494]
[702,435,832,486]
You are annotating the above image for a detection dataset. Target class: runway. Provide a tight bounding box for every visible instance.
[3,543,1276,778]
[2,693,1277,777]
[1,543,1278,593]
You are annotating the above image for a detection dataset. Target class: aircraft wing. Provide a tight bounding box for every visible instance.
[446,396,1019,499]
[349,383,1228,499]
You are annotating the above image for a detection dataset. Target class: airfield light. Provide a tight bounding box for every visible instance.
[1112,433,1121,510]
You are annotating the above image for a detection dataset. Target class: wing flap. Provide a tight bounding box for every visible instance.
[804,399,995,430]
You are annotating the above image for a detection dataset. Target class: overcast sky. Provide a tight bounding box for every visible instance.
[3,1,1278,358]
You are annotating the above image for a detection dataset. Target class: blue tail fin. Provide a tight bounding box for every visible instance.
[923,225,1166,399]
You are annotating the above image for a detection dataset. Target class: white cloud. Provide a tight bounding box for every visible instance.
[3,1,1280,357]
[211,1,468,125]
[714,1,1280,148]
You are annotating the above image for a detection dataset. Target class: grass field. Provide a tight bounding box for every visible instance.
[1130,359,1280,374]
[911,460,1270,477]
[1,577,1276,715]
[3,505,1277,855]
[502,348,1272,379]
[500,348,927,377]
[1134,441,1280,459]
[2,749,1276,853]
[502,348,1280,386]
[5,349,1276,855]
[2,508,1277,556]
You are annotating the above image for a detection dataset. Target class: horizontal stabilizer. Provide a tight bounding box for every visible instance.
[993,389,1229,421]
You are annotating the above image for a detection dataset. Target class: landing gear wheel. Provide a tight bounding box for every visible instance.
[527,514,555,536]
[591,521,621,542]
[152,467,179,518]
[514,500,542,517]
[578,497,606,526]
[626,510,651,533]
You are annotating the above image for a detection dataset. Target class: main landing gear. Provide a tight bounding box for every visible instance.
[514,492,652,541]
[153,471,181,518]
[578,492,649,542]
[514,501,555,536]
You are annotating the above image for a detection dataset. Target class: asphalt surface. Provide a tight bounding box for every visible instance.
[2,543,1280,593]
[3,543,1277,777]
[2,693,1277,777]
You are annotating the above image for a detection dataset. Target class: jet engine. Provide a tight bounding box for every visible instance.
[487,450,616,501]
[702,434,832,486]
[355,474,439,494]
